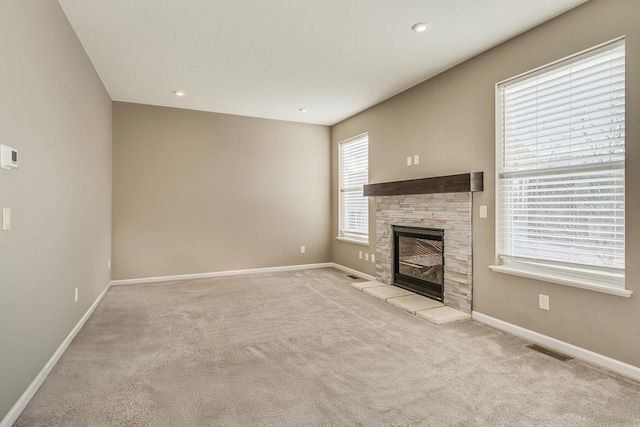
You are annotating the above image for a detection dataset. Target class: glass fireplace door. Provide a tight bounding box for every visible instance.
[393,226,444,300]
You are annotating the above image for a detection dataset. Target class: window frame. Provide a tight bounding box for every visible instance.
[338,133,369,245]
[490,38,631,297]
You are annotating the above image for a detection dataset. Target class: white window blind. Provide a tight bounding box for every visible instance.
[339,133,369,243]
[495,39,625,289]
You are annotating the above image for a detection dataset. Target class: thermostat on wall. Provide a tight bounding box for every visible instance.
[1,144,18,170]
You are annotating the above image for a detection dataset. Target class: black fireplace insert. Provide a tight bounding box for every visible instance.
[392,226,444,301]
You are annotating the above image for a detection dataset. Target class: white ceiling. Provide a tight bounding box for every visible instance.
[58,0,588,126]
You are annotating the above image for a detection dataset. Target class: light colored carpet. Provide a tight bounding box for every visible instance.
[15,268,640,426]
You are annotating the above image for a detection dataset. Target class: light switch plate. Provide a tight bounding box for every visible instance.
[480,205,488,218]
[406,156,412,166]
[413,154,420,165]
[2,208,10,230]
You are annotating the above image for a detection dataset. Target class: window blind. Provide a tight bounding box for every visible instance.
[339,133,368,243]
[497,40,625,273]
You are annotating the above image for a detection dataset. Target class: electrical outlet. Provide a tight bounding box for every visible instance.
[74,288,78,303]
[371,254,375,263]
[359,251,363,259]
[406,156,412,166]
[365,253,369,261]
[539,294,549,310]
[300,246,305,254]
[479,205,488,218]
[413,154,420,165]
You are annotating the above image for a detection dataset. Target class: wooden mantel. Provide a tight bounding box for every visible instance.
[363,172,483,197]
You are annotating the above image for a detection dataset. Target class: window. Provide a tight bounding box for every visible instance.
[491,39,629,296]
[339,133,369,244]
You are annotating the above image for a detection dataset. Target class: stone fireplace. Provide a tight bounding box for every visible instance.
[364,173,482,314]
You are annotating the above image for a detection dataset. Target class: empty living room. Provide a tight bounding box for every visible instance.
[2,0,640,425]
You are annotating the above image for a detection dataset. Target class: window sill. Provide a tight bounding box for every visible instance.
[488,263,632,298]
[336,236,369,246]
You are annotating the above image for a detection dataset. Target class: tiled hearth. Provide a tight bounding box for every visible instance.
[351,280,470,325]
[375,193,473,313]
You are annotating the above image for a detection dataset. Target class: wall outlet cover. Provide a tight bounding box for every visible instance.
[539,294,550,310]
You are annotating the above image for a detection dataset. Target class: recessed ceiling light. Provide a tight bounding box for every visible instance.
[173,90,185,97]
[299,108,308,113]
[412,22,428,33]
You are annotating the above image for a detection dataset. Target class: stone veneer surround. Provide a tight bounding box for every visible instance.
[375,192,473,313]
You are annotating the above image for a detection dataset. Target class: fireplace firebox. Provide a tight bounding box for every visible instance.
[392,226,444,301]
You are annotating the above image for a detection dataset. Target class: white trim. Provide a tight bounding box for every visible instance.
[488,264,632,298]
[472,311,640,382]
[0,282,112,427]
[110,263,336,286]
[335,236,370,246]
[330,263,376,281]
[110,263,375,287]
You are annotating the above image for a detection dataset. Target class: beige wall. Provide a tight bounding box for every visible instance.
[112,102,331,280]
[332,0,640,367]
[0,1,112,421]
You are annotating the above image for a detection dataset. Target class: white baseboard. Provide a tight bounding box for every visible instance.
[110,262,376,286]
[472,311,640,382]
[1,281,112,427]
[110,263,339,286]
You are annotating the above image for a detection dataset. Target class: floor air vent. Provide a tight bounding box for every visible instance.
[527,344,573,362]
